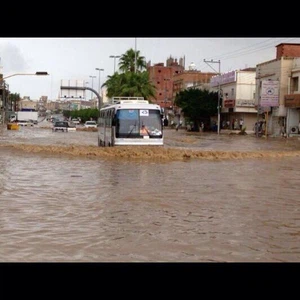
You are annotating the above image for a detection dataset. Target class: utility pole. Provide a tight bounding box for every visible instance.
[204,59,221,134]
[109,55,120,74]
[134,38,137,73]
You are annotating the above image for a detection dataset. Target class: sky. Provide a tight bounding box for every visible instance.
[1,37,300,101]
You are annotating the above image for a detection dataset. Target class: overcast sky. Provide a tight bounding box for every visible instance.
[1,37,300,100]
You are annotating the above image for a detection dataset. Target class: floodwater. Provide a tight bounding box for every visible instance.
[1,122,300,262]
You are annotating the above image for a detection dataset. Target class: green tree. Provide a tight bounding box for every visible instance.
[102,48,156,100]
[118,48,147,73]
[174,88,218,131]
[103,71,156,99]
[102,73,126,97]
[9,92,21,111]
[63,108,99,123]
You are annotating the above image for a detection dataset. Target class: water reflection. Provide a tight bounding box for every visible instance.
[0,125,300,262]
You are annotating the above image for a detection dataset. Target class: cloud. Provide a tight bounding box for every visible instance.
[0,42,29,73]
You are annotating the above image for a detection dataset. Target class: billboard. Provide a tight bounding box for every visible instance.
[60,79,86,100]
[210,71,236,87]
[260,80,279,107]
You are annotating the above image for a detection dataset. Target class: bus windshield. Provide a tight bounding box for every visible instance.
[116,109,162,138]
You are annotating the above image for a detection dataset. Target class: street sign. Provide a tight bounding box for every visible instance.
[261,80,279,107]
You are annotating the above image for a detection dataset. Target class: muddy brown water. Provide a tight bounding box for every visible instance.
[1,123,300,262]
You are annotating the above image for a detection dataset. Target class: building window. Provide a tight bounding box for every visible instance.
[231,88,234,97]
[292,76,299,92]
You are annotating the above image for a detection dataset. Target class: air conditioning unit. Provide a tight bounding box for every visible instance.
[290,126,298,134]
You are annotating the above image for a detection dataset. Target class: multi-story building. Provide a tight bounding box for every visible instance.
[147,57,217,122]
[255,43,300,137]
[45,100,60,112]
[147,56,185,117]
[19,96,38,111]
[284,58,300,136]
[211,68,257,130]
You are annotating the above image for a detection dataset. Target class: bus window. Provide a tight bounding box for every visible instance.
[140,110,162,137]
[116,109,139,137]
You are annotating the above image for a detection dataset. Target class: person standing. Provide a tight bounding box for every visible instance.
[239,118,244,130]
[200,122,204,132]
[234,119,238,130]
[226,120,230,129]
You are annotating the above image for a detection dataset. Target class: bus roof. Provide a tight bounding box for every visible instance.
[101,101,161,111]
[114,100,149,104]
[111,97,145,103]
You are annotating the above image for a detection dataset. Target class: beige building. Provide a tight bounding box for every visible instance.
[255,43,300,137]
[284,58,300,136]
[19,97,38,111]
[210,68,257,131]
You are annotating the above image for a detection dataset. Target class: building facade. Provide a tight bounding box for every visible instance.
[283,57,300,136]
[147,56,185,116]
[255,43,300,137]
[19,97,38,111]
[210,69,257,130]
[147,57,218,123]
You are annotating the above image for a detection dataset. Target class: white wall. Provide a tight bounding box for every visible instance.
[287,108,299,134]
[236,71,256,101]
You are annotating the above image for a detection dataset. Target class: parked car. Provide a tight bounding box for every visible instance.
[17,120,34,127]
[84,120,97,128]
[29,119,38,125]
[71,118,80,125]
[52,121,69,132]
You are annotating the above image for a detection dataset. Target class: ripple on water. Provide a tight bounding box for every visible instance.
[1,127,300,262]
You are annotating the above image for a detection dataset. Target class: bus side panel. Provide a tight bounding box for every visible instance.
[111,126,115,146]
[104,118,109,147]
[98,118,105,147]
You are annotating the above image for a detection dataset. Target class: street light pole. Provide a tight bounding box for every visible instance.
[3,72,49,80]
[1,71,49,124]
[89,75,96,100]
[109,55,120,73]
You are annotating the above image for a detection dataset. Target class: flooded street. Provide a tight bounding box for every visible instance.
[1,123,300,262]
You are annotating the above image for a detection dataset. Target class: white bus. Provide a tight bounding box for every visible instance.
[98,98,164,147]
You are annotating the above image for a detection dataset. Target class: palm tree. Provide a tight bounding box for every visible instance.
[102,71,156,99]
[120,72,156,98]
[9,92,20,111]
[102,48,156,99]
[102,73,125,97]
[118,48,147,73]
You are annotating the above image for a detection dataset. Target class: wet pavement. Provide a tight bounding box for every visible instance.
[1,122,300,262]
